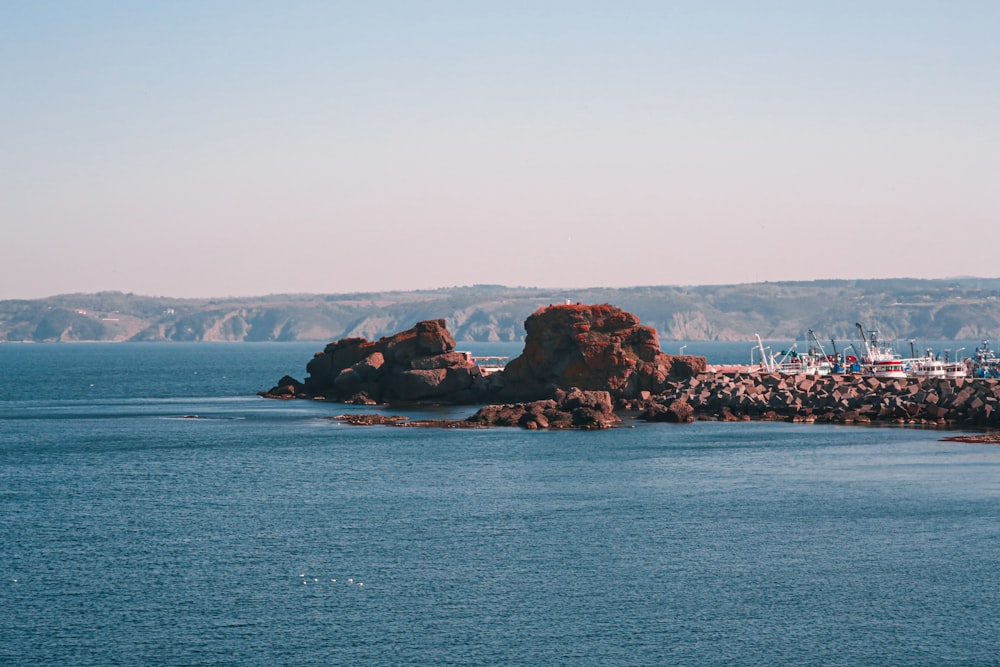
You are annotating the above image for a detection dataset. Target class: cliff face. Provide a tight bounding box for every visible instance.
[8,279,1000,343]
[494,303,705,401]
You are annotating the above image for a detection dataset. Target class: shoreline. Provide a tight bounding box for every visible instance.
[311,369,1000,440]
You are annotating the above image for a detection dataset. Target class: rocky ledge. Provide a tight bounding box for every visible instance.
[465,388,619,430]
[328,388,619,430]
[941,432,1000,444]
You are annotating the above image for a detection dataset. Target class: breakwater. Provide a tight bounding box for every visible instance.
[646,372,1000,426]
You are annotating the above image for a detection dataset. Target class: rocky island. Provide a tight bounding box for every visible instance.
[262,303,1000,436]
[261,303,705,428]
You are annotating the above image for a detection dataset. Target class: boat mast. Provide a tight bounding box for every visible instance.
[808,329,828,358]
[855,323,870,362]
[754,334,774,373]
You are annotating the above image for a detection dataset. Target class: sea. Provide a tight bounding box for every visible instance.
[2,341,999,666]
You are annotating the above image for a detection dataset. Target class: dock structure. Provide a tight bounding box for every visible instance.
[647,371,1000,426]
[471,356,508,376]
[455,351,509,376]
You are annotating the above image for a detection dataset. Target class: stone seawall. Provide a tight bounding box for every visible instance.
[643,372,1000,426]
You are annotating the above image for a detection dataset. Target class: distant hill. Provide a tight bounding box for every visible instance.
[3,279,1000,343]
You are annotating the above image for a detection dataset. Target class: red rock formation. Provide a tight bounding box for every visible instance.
[640,397,695,423]
[262,319,487,404]
[261,305,709,415]
[495,303,705,401]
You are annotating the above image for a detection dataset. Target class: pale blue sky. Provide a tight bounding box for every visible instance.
[2,1,997,298]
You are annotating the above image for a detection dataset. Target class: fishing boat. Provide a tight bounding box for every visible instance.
[905,341,968,379]
[908,357,947,378]
[970,340,1000,378]
[869,359,907,378]
[779,350,833,376]
[752,334,831,376]
[942,361,968,379]
[855,323,907,378]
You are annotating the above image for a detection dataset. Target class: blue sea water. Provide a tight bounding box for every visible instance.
[2,343,999,666]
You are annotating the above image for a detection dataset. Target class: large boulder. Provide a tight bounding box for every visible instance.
[640,397,695,423]
[261,319,487,404]
[495,303,705,401]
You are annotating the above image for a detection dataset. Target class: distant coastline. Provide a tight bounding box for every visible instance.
[3,278,1000,343]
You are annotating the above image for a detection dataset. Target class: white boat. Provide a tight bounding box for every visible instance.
[904,344,968,379]
[753,334,831,376]
[943,361,968,378]
[779,353,832,376]
[456,351,508,376]
[908,357,947,378]
[814,324,973,380]
[869,359,907,379]
[856,323,907,378]
[471,356,508,376]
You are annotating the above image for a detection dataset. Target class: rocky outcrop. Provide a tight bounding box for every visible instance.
[259,309,1000,432]
[262,304,708,412]
[493,303,705,402]
[320,389,618,430]
[943,431,1000,443]
[260,375,307,399]
[260,319,488,404]
[642,372,1000,426]
[640,397,695,423]
[466,388,620,430]
[322,389,619,430]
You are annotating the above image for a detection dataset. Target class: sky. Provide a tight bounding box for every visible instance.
[2,1,998,299]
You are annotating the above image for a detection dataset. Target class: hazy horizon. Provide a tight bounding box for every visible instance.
[7,274,1000,303]
[3,2,998,300]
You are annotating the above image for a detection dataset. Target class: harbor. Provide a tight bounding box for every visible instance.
[648,369,1000,427]
[675,328,1000,427]
[712,326,1000,380]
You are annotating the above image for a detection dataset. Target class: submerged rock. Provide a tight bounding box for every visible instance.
[467,388,620,430]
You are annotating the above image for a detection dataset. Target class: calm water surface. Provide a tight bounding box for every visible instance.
[1,343,999,666]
